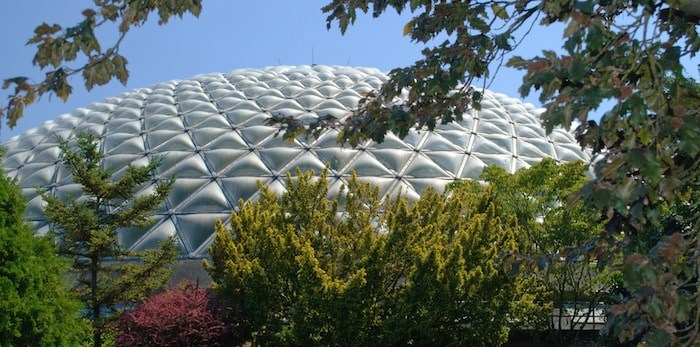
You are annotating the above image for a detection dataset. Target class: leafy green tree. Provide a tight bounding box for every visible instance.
[316,1,700,345]
[0,162,88,346]
[39,132,177,347]
[1,0,202,128]
[475,159,614,343]
[206,170,549,347]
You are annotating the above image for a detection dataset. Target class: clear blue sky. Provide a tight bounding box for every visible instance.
[0,1,567,142]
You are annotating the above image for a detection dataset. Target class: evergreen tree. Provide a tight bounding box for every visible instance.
[0,163,88,346]
[39,132,177,347]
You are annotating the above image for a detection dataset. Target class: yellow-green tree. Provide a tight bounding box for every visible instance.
[206,171,548,346]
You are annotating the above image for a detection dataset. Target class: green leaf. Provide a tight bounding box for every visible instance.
[491,3,508,19]
[112,54,129,85]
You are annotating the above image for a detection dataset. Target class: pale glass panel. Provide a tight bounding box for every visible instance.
[346,153,394,176]
[167,178,210,209]
[221,153,271,176]
[369,149,413,173]
[403,154,450,178]
[175,213,229,253]
[179,182,232,212]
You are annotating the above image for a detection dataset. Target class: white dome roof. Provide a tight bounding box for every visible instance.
[1,65,589,258]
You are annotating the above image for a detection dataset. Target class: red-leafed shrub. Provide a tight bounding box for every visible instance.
[114,281,243,347]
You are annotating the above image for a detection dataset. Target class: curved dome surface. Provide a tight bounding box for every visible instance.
[1,65,589,258]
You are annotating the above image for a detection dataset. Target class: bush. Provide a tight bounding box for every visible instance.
[0,166,88,346]
[114,281,243,347]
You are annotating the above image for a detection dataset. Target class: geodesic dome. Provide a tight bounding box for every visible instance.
[1,65,589,259]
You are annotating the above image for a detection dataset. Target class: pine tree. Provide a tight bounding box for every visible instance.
[39,132,177,347]
[0,162,88,346]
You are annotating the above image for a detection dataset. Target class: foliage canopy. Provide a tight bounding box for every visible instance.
[206,165,609,346]
[0,164,88,346]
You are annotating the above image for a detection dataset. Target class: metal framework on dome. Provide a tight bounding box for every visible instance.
[1,65,589,258]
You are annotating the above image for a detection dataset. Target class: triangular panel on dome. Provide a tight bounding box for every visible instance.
[271,99,304,112]
[219,176,271,205]
[160,153,210,178]
[365,149,413,174]
[555,144,589,163]
[151,132,196,152]
[28,144,61,163]
[128,217,187,254]
[75,123,105,136]
[403,154,451,178]
[264,177,287,196]
[472,153,513,173]
[354,177,396,199]
[204,131,249,150]
[18,165,56,188]
[549,129,578,143]
[178,181,232,213]
[118,219,159,250]
[313,129,347,148]
[174,213,228,255]
[24,194,48,220]
[475,119,512,136]
[314,148,359,172]
[406,178,451,195]
[155,151,191,174]
[516,139,553,158]
[147,129,179,149]
[344,152,394,176]
[435,129,471,148]
[261,135,304,149]
[203,149,249,174]
[258,147,304,173]
[255,95,285,109]
[191,127,229,147]
[220,152,272,177]
[326,177,349,199]
[15,163,55,187]
[111,106,141,120]
[185,113,230,129]
[214,95,249,111]
[104,133,138,153]
[106,119,141,134]
[179,99,218,113]
[106,136,145,155]
[282,151,328,175]
[471,135,513,155]
[166,178,211,210]
[423,151,467,177]
[296,94,324,109]
[478,107,510,121]
[459,155,487,180]
[239,125,277,147]
[144,103,178,117]
[509,110,539,125]
[420,133,464,151]
[514,158,536,172]
[371,133,416,150]
[145,115,184,131]
[385,179,421,201]
[514,124,546,138]
[2,150,32,168]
